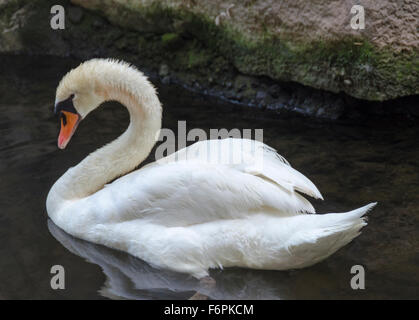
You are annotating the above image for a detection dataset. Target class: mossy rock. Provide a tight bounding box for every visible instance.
[1,0,417,101]
[68,0,418,101]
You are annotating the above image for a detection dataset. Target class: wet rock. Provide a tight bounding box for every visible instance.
[92,17,105,29]
[161,76,171,84]
[343,79,352,86]
[68,6,84,24]
[0,0,69,55]
[316,107,326,117]
[256,91,267,101]
[267,102,286,111]
[268,84,282,99]
[234,75,253,92]
[225,91,236,99]
[159,64,169,77]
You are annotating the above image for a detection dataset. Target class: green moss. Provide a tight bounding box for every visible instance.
[186,49,209,68]
[161,32,178,43]
[171,40,211,69]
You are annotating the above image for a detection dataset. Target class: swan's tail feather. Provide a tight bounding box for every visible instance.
[284,202,377,269]
[335,202,377,222]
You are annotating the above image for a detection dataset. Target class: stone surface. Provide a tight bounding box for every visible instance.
[0,0,69,55]
[69,0,418,101]
[67,6,84,24]
[159,64,169,77]
[0,0,417,119]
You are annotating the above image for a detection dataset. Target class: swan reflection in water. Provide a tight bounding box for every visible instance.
[48,219,313,300]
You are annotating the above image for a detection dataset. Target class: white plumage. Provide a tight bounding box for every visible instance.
[47,59,376,278]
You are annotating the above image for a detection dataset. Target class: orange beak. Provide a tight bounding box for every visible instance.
[58,111,81,149]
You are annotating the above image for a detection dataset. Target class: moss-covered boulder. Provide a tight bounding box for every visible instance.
[0,0,70,55]
[70,0,418,101]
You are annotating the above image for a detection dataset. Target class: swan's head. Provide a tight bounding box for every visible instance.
[54,58,160,149]
[54,59,106,149]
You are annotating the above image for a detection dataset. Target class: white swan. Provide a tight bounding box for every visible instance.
[47,58,376,279]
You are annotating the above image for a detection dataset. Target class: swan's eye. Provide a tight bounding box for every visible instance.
[60,112,67,126]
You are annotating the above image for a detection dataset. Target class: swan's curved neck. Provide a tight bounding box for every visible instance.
[47,73,161,213]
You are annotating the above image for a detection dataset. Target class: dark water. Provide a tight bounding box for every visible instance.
[0,55,418,299]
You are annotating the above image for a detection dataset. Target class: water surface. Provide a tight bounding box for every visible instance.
[0,55,418,299]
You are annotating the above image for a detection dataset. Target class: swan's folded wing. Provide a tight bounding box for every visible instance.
[156,138,323,200]
[91,139,323,226]
[95,160,315,227]
[243,143,323,200]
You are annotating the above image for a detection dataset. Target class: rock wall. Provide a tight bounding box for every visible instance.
[0,0,417,119]
[69,0,418,101]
